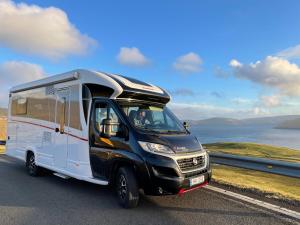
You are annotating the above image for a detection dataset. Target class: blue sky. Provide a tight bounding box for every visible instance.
[1,0,300,119]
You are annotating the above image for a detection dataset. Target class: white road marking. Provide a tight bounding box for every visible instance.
[205,185,300,221]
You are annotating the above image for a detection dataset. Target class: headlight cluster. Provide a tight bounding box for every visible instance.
[138,141,175,155]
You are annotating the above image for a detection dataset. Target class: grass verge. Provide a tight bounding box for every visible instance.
[0,119,7,141]
[204,142,300,163]
[212,164,300,202]
[0,146,4,154]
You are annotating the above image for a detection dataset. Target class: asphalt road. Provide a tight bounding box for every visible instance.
[0,155,298,225]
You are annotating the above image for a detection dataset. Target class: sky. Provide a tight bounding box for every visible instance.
[1,0,300,119]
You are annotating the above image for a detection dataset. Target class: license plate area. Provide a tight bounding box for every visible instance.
[189,175,205,186]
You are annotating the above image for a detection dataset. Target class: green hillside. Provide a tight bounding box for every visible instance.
[0,108,7,117]
[204,142,300,163]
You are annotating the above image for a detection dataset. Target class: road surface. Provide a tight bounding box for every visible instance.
[0,155,298,225]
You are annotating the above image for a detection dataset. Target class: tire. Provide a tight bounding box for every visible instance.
[116,166,139,208]
[26,152,41,176]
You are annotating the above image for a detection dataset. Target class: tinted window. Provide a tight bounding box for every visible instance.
[10,85,82,131]
[69,85,82,130]
[27,88,50,121]
[16,98,27,115]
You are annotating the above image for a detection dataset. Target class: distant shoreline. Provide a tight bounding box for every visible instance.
[274,127,300,130]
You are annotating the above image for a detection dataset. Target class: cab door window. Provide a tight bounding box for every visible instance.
[95,103,107,133]
[94,102,120,136]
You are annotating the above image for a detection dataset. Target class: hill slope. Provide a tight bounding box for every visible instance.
[189,115,300,127]
[0,108,7,141]
[189,117,241,126]
[276,118,300,129]
[0,118,7,140]
[0,108,7,117]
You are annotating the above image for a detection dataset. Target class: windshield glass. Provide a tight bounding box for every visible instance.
[117,101,186,133]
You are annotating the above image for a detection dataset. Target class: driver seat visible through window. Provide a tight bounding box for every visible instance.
[129,110,137,124]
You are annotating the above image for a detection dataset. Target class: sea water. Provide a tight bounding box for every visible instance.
[190,125,300,150]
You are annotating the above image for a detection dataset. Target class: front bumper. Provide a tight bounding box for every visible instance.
[141,151,212,195]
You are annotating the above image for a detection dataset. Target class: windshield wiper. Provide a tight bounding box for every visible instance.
[164,130,186,134]
[138,127,162,134]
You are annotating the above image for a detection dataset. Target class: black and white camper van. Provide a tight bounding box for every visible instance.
[6,69,212,208]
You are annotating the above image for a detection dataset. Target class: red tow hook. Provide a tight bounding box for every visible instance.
[178,181,208,196]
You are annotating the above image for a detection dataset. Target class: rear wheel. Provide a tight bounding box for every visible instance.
[26,152,41,176]
[116,167,139,208]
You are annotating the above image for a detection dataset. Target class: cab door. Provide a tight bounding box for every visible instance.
[54,89,70,168]
[89,100,130,179]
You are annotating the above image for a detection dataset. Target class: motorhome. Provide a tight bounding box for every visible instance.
[6,69,211,208]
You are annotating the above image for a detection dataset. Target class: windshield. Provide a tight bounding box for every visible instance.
[117,101,186,134]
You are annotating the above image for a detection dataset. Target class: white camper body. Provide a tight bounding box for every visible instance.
[6,69,164,185]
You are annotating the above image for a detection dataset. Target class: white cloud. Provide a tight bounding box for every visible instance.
[169,100,300,120]
[229,59,242,67]
[260,95,281,107]
[0,61,45,85]
[168,102,259,120]
[117,47,149,67]
[253,107,269,116]
[277,44,300,59]
[0,61,46,106]
[173,52,202,74]
[0,0,96,59]
[230,56,300,96]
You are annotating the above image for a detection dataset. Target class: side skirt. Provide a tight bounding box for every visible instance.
[37,162,109,185]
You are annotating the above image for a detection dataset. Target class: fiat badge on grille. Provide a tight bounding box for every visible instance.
[192,157,198,165]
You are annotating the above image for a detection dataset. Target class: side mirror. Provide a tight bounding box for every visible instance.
[183,121,189,129]
[101,119,129,140]
[102,118,112,138]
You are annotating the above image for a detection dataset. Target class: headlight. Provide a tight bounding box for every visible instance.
[204,150,209,165]
[138,141,175,155]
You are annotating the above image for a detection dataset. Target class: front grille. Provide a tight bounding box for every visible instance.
[184,169,207,179]
[177,155,205,173]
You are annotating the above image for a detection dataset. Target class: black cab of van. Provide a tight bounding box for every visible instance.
[86,75,212,208]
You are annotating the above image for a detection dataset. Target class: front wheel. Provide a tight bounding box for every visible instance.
[116,167,139,208]
[26,152,41,176]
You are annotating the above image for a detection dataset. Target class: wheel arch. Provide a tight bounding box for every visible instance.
[108,153,151,192]
[110,159,137,185]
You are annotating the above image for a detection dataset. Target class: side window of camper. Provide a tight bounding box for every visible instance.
[16,98,28,115]
[94,102,120,136]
